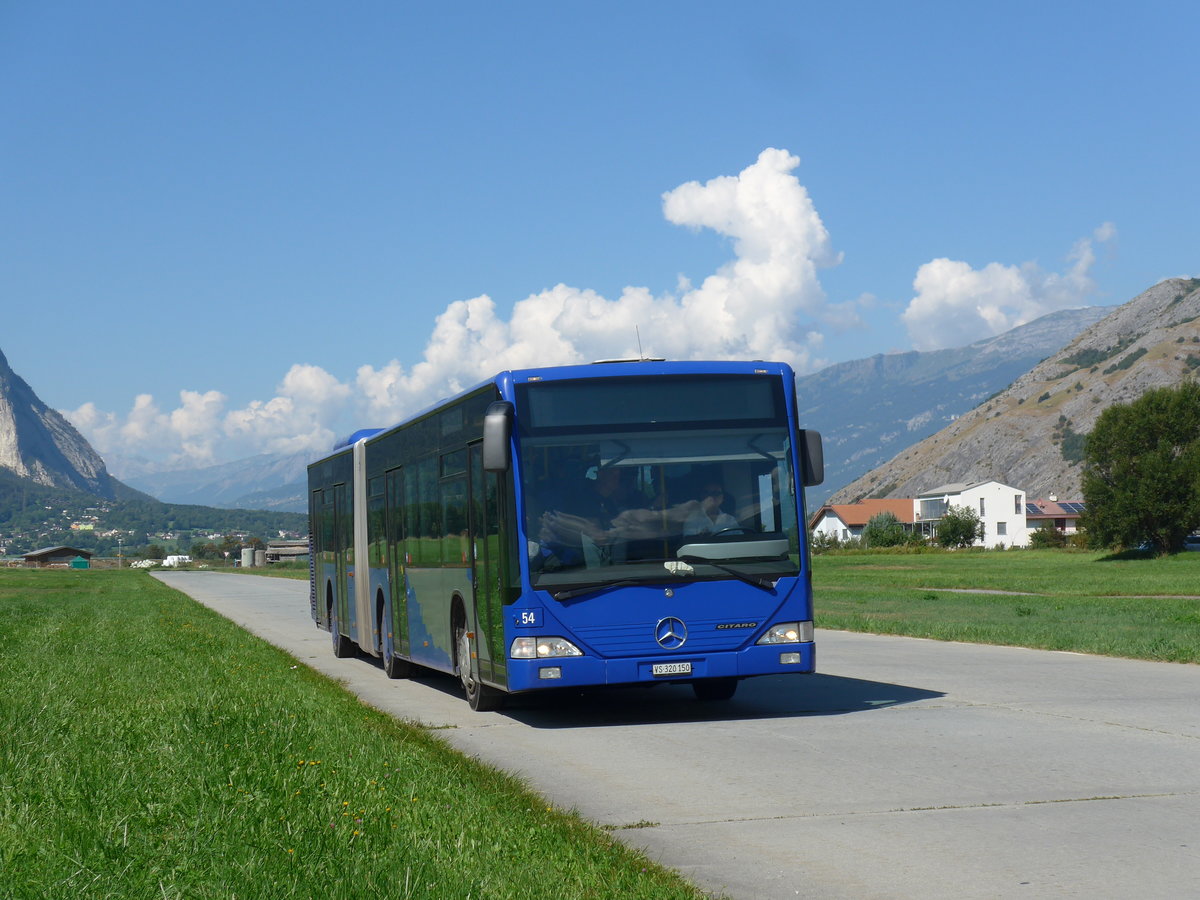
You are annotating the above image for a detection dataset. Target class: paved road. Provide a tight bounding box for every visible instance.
[155,571,1200,899]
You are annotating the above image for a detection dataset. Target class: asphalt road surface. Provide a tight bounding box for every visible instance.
[155,571,1200,899]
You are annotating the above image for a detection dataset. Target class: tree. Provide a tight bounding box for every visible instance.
[935,505,983,548]
[1081,382,1200,554]
[862,511,907,548]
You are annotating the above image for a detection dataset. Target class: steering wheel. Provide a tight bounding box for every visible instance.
[709,526,752,537]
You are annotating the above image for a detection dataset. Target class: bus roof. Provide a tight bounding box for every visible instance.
[317,358,795,459]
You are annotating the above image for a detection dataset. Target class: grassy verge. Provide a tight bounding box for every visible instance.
[813,549,1200,663]
[0,569,704,900]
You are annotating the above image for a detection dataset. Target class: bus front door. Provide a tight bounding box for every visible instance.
[468,443,507,689]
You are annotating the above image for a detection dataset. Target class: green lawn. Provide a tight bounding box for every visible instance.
[221,560,310,579]
[0,569,705,900]
[813,549,1200,663]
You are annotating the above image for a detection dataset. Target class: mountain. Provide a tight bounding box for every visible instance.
[0,349,308,555]
[114,450,311,512]
[0,348,119,498]
[800,305,1112,503]
[829,277,1200,503]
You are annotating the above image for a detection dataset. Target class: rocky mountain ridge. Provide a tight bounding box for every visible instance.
[830,277,1200,503]
[798,305,1111,503]
[0,348,117,498]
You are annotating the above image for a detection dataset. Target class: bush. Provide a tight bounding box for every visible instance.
[935,505,984,548]
[809,532,861,554]
[861,511,907,548]
[1029,522,1068,549]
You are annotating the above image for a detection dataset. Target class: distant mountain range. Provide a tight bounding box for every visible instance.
[8,279,1191,530]
[830,277,1200,503]
[111,450,312,512]
[799,305,1112,505]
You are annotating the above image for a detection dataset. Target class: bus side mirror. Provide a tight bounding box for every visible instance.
[483,401,514,472]
[799,429,824,487]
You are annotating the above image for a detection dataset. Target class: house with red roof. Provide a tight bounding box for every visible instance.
[808,499,916,543]
[1024,497,1086,534]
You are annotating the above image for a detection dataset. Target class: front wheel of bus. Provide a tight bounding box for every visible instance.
[693,677,738,701]
[455,623,505,712]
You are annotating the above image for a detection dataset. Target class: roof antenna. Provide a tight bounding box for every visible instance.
[636,326,645,360]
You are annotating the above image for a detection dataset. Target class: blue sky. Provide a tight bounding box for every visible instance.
[2,2,1197,473]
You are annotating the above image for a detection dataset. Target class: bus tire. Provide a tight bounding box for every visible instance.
[331,622,355,658]
[692,677,738,701]
[383,634,411,679]
[378,596,411,678]
[455,620,505,712]
[329,599,355,658]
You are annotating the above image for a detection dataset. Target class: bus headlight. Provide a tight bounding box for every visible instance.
[756,621,814,644]
[510,636,583,659]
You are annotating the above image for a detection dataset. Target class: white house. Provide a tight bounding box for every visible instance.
[809,499,916,542]
[913,481,1031,548]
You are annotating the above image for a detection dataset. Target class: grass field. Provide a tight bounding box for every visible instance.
[0,569,704,900]
[813,548,1200,663]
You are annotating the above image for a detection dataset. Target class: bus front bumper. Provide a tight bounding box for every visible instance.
[504,641,815,693]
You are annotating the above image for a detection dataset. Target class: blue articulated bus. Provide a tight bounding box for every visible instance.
[308,359,824,710]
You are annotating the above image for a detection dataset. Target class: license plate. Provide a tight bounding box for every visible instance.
[651,661,692,677]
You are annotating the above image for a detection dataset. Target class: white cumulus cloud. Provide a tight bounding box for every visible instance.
[224,364,353,456]
[902,223,1116,351]
[357,148,855,424]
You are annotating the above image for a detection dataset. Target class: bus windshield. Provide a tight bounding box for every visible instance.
[517,376,801,595]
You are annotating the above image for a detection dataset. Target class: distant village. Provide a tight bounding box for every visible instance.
[0,500,306,568]
[810,479,1084,548]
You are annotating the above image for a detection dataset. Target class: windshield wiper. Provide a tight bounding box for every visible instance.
[553,559,781,601]
[552,579,653,601]
[677,556,778,592]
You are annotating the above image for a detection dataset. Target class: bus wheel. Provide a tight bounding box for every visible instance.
[383,638,411,679]
[330,609,355,658]
[693,677,737,701]
[455,622,505,712]
[379,601,410,678]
